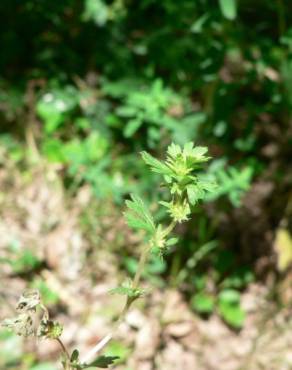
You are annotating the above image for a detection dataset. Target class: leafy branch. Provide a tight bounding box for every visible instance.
[90,142,216,359]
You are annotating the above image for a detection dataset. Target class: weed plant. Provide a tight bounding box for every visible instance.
[2,142,216,369]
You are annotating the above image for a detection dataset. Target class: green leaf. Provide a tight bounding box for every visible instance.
[109,285,145,299]
[182,143,210,165]
[123,118,143,138]
[218,289,245,328]
[190,14,209,33]
[184,144,208,159]
[82,356,119,369]
[218,289,241,304]
[141,151,174,177]
[218,0,237,20]
[36,88,78,133]
[197,176,218,193]
[125,213,151,232]
[74,350,119,370]
[116,105,138,117]
[167,143,182,159]
[206,164,253,207]
[186,184,203,205]
[191,293,215,314]
[104,340,131,365]
[42,138,66,163]
[165,237,178,247]
[218,302,245,329]
[71,349,80,362]
[124,194,156,233]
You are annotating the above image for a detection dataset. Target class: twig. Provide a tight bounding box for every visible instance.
[81,333,113,364]
[56,337,71,361]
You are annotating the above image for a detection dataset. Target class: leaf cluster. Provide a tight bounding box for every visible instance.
[124,194,177,257]
[142,142,216,222]
[110,282,146,300]
[206,161,254,207]
[124,194,156,234]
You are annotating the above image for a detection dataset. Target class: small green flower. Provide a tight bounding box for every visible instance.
[38,318,63,339]
[160,200,191,223]
[150,225,166,249]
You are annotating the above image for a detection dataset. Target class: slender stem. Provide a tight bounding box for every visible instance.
[39,302,71,367]
[169,253,181,287]
[133,220,176,289]
[162,220,176,238]
[56,338,71,362]
[132,245,150,289]
[117,295,133,323]
[82,220,177,363]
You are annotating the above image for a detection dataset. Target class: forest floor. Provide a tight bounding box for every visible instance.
[0,164,291,370]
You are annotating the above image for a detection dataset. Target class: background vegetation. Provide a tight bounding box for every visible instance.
[0,1,292,369]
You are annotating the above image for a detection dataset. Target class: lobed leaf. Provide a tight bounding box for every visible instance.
[85,355,120,368]
[125,194,156,234]
[167,143,181,159]
[187,184,204,205]
[141,151,174,177]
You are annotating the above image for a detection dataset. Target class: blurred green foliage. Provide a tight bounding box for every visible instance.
[0,239,41,274]
[0,0,291,337]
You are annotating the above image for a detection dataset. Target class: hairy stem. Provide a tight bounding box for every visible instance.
[56,338,71,362]
[82,219,177,362]
[162,220,176,238]
[133,220,176,289]
[132,245,150,289]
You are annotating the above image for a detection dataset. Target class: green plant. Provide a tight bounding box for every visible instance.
[0,0,291,365]
[1,142,215,369]
[206,159,254,207]
[189,250,253,329]
[218,0,237,20]
[191,287,246,329]
[102,78,206,147]
[0,240,41,275]
[217,289,245,329]
[1,291,118,370]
